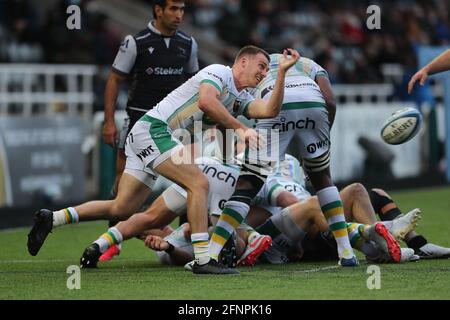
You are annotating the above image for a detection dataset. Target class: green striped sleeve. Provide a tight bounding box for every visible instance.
[200,79,222,93]
[316,70,329,78]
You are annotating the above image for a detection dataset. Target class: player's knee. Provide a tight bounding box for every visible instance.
[141,211,161,229]
[348,183,367,198]
[193,173,209,193]
[183,171,209,194]
[110,201,134,220]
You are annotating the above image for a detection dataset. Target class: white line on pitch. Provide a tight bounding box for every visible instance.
[0,258,154,264]
[296,266,340,273]
[0,259,72,263]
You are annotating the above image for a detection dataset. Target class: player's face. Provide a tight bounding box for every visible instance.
[160,1,185,31]
[246,53,269,87]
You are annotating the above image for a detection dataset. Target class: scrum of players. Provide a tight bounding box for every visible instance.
[103,153,450,269]
[27,46,450,273]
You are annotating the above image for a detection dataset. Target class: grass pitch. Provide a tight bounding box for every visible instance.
[0,186,449,300]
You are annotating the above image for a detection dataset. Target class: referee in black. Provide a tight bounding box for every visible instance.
[102,0,199,197]
[101,1,199,249]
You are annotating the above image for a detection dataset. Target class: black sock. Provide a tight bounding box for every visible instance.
[256,219,281,238]
[107,189,118,228]
[407,235,428,252]
[369,190,402,221]
[179,213,188,226]
[108,219,120,228]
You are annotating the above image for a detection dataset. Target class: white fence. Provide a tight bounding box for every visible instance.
[0,64,97,122]
[333,84,394,103]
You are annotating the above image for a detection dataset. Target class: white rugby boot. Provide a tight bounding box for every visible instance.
[390,208,421,241]
[416,243,450,259]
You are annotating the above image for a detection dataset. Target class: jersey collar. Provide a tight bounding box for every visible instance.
[148,21,162,35]
[148,20,177,38]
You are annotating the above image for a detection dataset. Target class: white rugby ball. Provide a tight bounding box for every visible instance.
[380,107,423,145]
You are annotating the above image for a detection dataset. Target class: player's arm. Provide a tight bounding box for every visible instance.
[246,49,300,119]
[183,37,200,79]
[198,84,248,131]
[103,34,136,146]
[408,49,450,94]
[198,85,263,146]
[316,75,336,129]
[103,71,127,146]
[144,235,193,266]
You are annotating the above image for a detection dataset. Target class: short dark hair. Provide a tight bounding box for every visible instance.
[234,45,270,64]
[152,0,167,19]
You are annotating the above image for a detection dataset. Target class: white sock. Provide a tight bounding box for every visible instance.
[191,232,210,265]
[94,227,124,253]
[52,207,79,228]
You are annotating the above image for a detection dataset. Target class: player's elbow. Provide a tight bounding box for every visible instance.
[259,105,279,118]
[266,107,280,118]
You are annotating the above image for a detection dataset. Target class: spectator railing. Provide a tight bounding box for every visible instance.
[333,84,394,103]
[0,63,97,122]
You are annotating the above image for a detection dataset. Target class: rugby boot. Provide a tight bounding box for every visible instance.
[192,259,240,274]
[80,243,102,268]
[27,209,53,256]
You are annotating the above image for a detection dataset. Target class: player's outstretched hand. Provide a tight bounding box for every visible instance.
[278,48,300,73]
[144,235,170,251]
[408,68,428,94]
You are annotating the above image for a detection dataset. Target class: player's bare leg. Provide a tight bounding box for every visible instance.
[111,148,127,197]
[100,197,178,262]
[340,183,377,224]
[78,173,151,221]
[114,196,178,240]
[371,188,449,259]
[156,152,238,274]
[257,196,401,263]
[27,172,151,256]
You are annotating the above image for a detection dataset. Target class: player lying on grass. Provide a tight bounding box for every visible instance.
[241,188,419,265]
[145,207,419,269]
[143,155,412,267]
[27,46,300,274]
[239,155,449,264]
[95,155,450,265]
[146,154,449,267]
[368,188,450,259]
[98,154,406,267]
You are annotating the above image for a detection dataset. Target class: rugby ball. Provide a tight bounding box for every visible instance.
[380,107,423,145]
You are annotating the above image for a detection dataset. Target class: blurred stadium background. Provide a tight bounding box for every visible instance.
[0,0,449,228]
